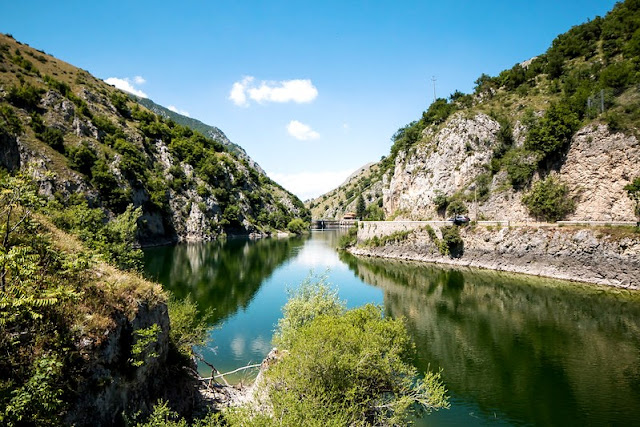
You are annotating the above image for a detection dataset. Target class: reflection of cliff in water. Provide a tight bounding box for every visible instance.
[144,237,306,324]
[340,253,640,426]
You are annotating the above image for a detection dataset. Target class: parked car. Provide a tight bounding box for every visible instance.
[447,215,470,225]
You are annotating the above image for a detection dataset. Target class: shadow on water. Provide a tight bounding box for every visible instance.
[340,252,640,426]
[143,236,306,324]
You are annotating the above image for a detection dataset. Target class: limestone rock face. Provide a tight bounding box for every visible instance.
[560,124,639,221]
[384,113,500,219]
[381,115,638,222]
[66,302,173,426]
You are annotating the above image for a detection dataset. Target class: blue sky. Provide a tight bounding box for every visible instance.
[1,0,618,200]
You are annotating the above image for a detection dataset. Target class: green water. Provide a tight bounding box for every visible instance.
[143,230,640,426]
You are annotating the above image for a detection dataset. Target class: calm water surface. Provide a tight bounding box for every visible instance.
[143,230,640,426]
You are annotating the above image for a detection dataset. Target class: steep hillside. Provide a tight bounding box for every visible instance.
[310,0,640,223]
[0,33,308,243]
[133,96,266,174]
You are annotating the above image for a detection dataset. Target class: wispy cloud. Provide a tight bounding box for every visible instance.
[268,169,354,201]
[229,76,318,106]
[168,105,190,117]
[287,120,320,141]
[105,76,148,98]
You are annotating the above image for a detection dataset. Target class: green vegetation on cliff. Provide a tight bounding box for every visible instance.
[0,33,309,241]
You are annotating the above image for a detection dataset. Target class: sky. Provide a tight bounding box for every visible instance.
[0,0,619,200]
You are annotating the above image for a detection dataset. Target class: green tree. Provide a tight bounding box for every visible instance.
[522,176,575,222]
[624,177,640,226]
[446,199,468,217]
[355,194,366,219]
[525,103,580,163]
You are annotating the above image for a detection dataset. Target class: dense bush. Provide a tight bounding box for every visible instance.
[525,103,580,163]
[268,282,449,425]
[67,141,97,176]
[502,148,539,189]
[522,176,575,221]
[446,199,468,217]
[286,218,307,234]
[40,127,65,152]
[439,225,464,257]
[7,83,43,110]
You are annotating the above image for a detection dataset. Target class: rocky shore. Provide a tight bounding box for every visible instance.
[349,225,640,289]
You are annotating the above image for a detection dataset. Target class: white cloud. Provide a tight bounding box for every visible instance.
[105,77,148,98]
[134,75,146,85]
[268,169,354,201]
[229,76,254,107]
[167,105,190,117]
[229,76,318,106]
[287,120,320,141]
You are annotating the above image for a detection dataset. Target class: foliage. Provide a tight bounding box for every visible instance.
[355,194,366,219]
[623,176,640,224]
[502,148,539,189]
[433,190,449,216]
[0,104,23,136]
[365,230,412,248]
[337,225,358,249]
[66,141,97,176]
[167,295,213,359]
[439,225,463,257]
[267,282,449,426]
[522,176,575,221]
[422,98,457,126]
[446,199,468,217]
[364,202,385,220]
[525,103,580,163]
[2,354,65,426]
[40,127,65,153]
[7,83,43,110]
[129,324,161,368]
[48,200,143,270]
[286,218,307,235]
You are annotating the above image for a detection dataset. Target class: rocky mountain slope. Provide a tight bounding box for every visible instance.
[309,0,640,223]
[0,33,308,243]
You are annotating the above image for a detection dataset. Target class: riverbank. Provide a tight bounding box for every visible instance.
[349,223,640,289]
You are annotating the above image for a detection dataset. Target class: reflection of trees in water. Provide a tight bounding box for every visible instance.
[340,253,640,426]
[144,237,306,324]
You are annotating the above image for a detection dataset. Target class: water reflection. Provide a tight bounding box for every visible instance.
[341,253,640,426]
[143,236,306,323]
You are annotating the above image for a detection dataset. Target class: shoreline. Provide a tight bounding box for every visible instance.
[349,224,640,290]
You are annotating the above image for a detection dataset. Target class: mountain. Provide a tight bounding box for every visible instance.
[132,96,266,175]
[0,33,309,243]
[308,0,640,223]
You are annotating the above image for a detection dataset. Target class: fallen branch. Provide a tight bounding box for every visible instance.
[199,363,262,381]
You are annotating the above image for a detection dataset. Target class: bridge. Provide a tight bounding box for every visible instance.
[311,219,357,230]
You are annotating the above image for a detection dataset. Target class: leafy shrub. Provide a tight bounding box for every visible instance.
[67,141,97,176]
[446,199,468,217]
[439,225,463,257]
[525,103,580,163]
[522,176,575,222]
[337,225,358,249]
[286,218,307,234]
[268,282,449,426]
[502,148,539,189]
[624,176,640,225]
[0,104,23,135]
[40,127,65,152]
[7,83,43,110]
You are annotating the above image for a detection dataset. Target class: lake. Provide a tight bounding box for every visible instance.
[143,230,640,426]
